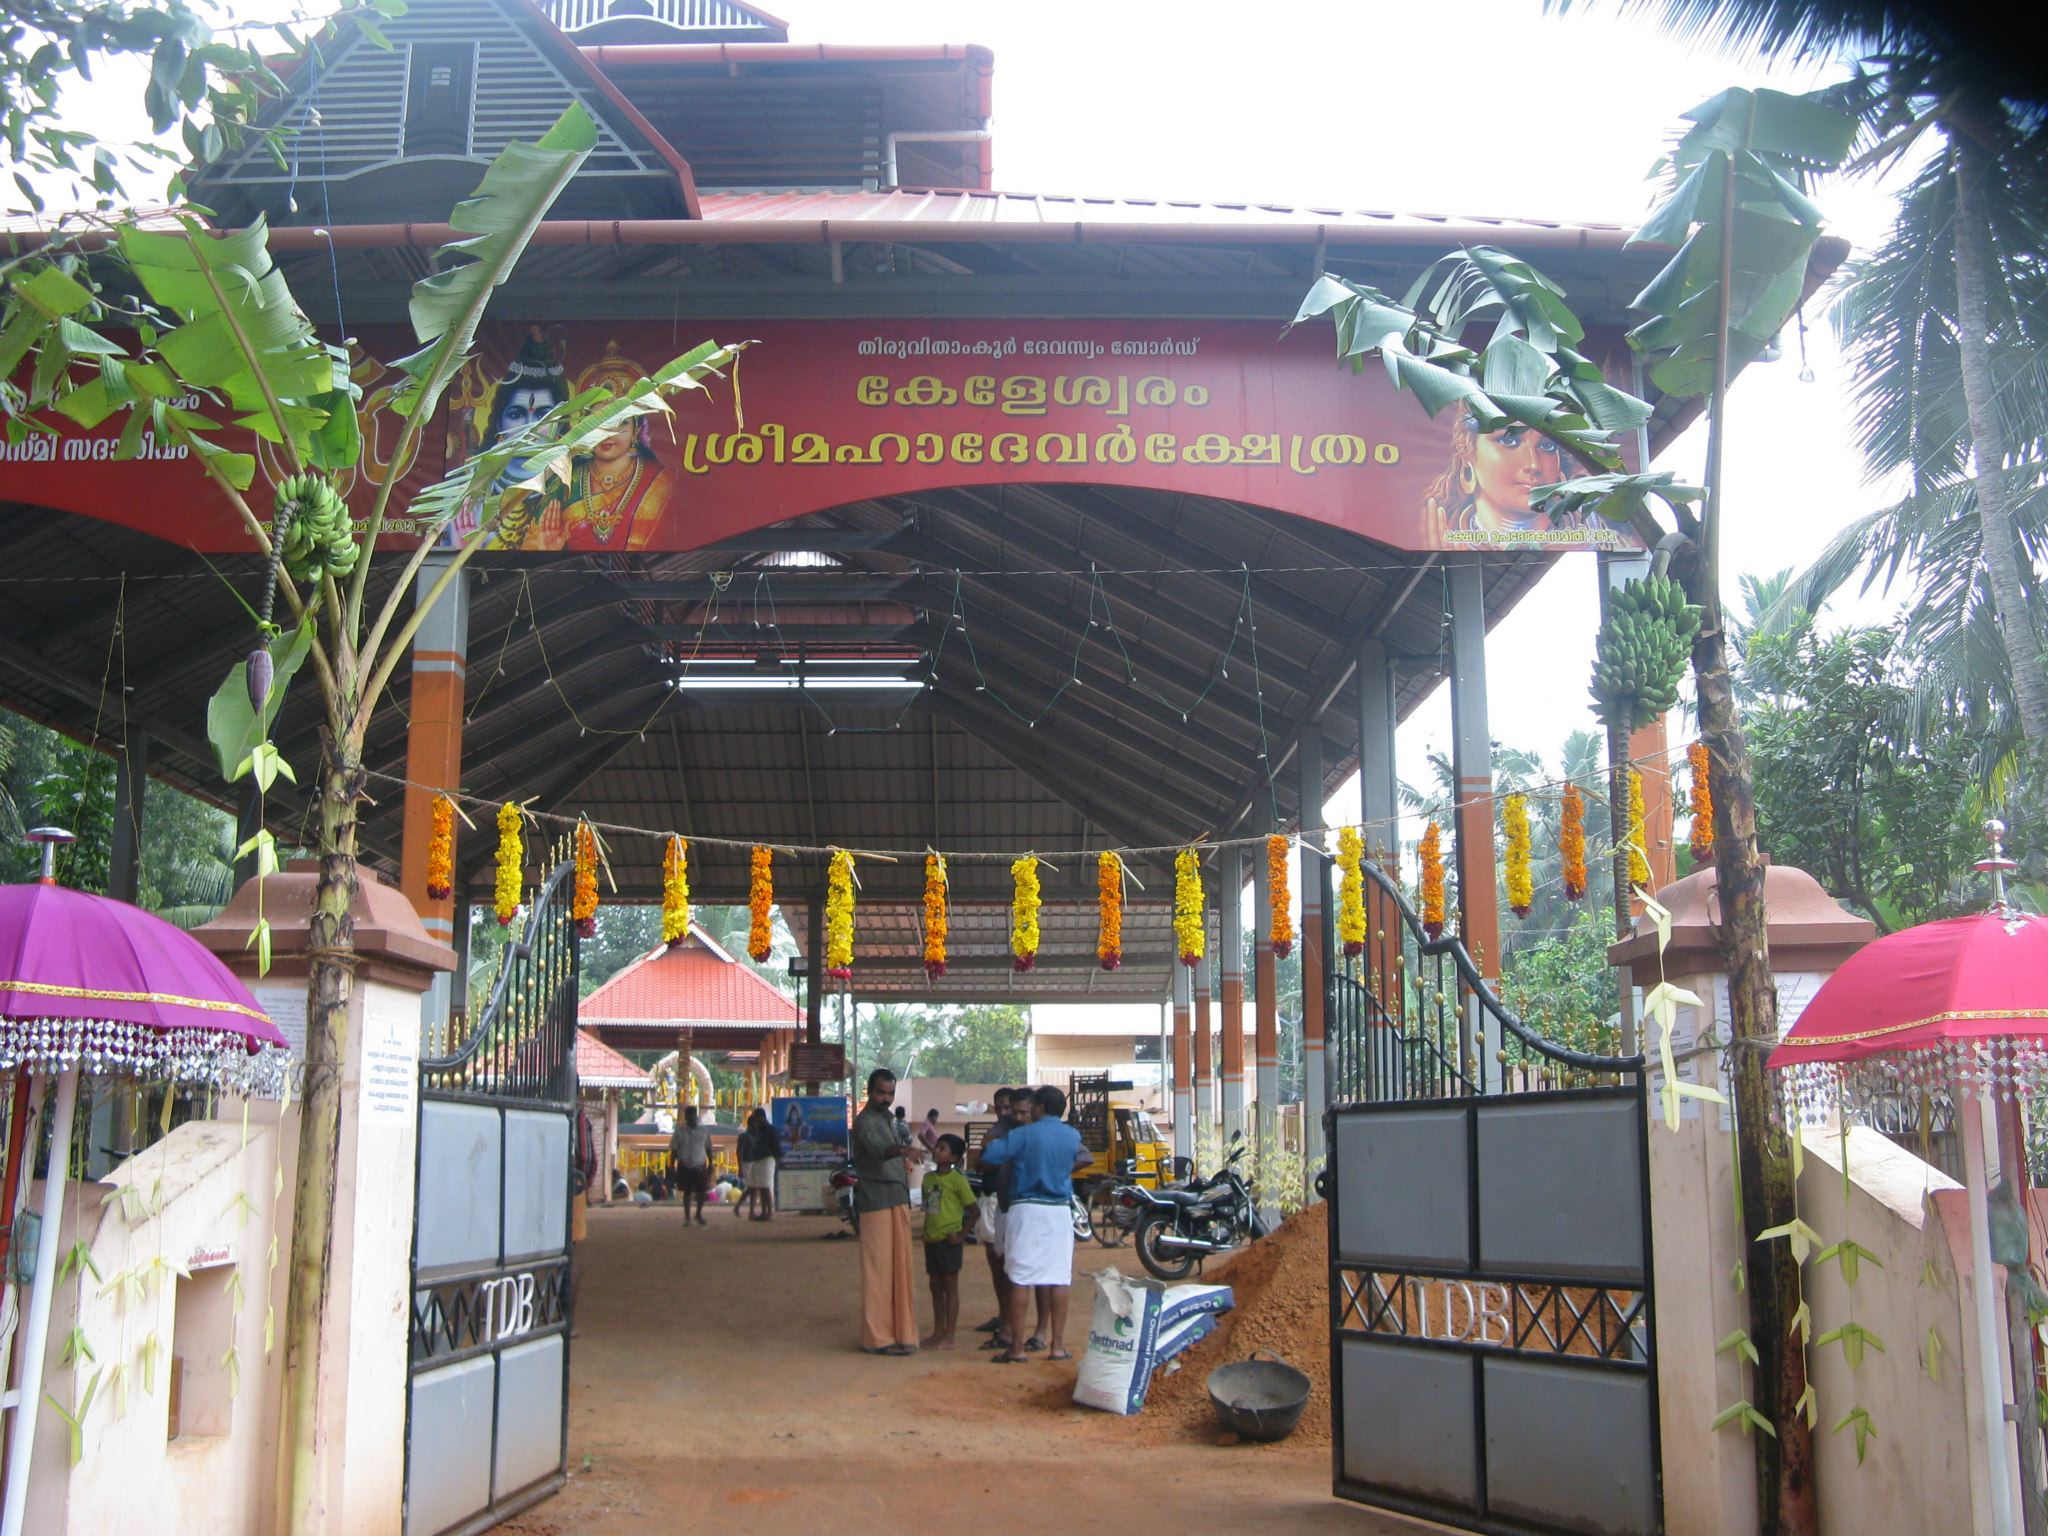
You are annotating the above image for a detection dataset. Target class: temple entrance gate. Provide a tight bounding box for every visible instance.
[404,860,581,1536]
[1323,859,1661,1536]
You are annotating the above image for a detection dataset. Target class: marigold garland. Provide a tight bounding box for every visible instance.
[923,853,950,980]
[1688,741,1714,863]
[493,801,522,927]
[1503,793,1533,919]
[1419,821,1446,940]
[661,835,691,947]
[1096,851,1124,971]
[1010,855,1042,972]
[1627,769,1652,889]
[1335,826,1367,957]
[426,794,454,902]
[1560,784,1588,902]
[572,821,600,938]
[1266,833,1295,959]
[825,848,856,980]
[747,845,773,962]
[1172,847,1205,967]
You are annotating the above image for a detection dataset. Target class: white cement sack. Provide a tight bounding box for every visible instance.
[1073,1270,1164,1415]
[1152,1311,1218,1374]
[1159,1282,1234,1328]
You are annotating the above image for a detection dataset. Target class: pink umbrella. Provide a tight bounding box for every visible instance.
[0,831,287,1536]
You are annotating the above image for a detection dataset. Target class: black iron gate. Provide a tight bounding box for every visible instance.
[1324,859,1660,1536]
[404,855,580,1536]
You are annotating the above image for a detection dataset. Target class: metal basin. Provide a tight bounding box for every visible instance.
[1206,1350,1311,1443]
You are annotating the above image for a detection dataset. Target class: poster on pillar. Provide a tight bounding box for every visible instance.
[6,320,1644,555]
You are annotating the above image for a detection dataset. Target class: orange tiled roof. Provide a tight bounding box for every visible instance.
[576,1029,653,1089]
[579,923,800,1030]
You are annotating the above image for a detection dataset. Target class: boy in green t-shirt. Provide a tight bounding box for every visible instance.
[920,1133,976,1349]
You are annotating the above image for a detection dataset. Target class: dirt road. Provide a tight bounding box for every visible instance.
[495,1203,1405,1535]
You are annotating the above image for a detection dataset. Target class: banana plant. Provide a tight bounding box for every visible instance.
[0,99,739,1529]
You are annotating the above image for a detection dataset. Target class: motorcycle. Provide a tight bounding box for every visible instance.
[827,1161,859,1236]
[1118,1137,1266,1281]
[967,1171,1095,1243]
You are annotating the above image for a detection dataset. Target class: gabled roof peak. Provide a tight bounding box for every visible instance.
[545,0,788,45]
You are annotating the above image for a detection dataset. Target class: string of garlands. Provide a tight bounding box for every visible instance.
[572,821,600,938]
[747,845,773,961]
[1172,847,1205,968]
[1419,821,1446,941]
[493,801,523,926]
[661,835,690,946]
[1503,793,1533,919]
[1561,783,1588,902]
[1096,851,1124,971]
[427,794,455,902]
[824,848,856,981]
[1689,741,1714,862]
[1628,769,1652,888]
[1266,833,1294,959]
[1011,855,1042,973]
[1336,826,1367,957]
[923,853,949,981]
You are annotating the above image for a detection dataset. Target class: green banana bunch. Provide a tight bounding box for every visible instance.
[272,472,358,586]
[1588,573,1701,731]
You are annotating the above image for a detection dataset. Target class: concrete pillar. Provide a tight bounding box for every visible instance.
[1170,960,1193,1163]
[1192,913,1214,1149]
[1299,730,1327,1181]
[398,553,470,950]
[1356,637,1402,1032]
[1253,810,1279,1144]
[1220,847,1246,1145]
[107,731,149,906]
[1448,557,1500,975]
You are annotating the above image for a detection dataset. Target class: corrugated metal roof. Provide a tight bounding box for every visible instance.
[698,187,1629,238]
[580,925,802,1028]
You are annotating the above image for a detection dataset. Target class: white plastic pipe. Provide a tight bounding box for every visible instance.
[1,1067,80,1536]
[1961,1087,2017,1536]
[881,125,992,189]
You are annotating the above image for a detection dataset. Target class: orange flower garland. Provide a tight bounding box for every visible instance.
[1336,826,1367,957]
[1011,855,1042,972]
[825,848,856,980]
[922,853,949,980]
[426,794,454,901]
[572,821,599,938]
[747,845,773,962]
[1267,833,1295,959]
[661,835,690,946]
[1628,769,1652,889]
[1096,851,1124,971]
[1503,793,1533,919]
[493,801,522,927]
[1560,784,1588,902]
[1419,821,1446,940]
[1689,741,1714,863]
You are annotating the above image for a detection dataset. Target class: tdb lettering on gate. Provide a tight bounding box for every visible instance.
[478,1271,538,1345]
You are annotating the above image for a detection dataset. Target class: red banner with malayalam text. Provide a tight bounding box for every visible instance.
[2,318,1640,555]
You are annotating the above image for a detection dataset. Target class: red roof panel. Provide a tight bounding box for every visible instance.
[576,1029,653,1088]
[580,923,801,1030]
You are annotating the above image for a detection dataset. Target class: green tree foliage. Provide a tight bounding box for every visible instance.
[919,1004,1028,1085]
[1499,906,1622,1060]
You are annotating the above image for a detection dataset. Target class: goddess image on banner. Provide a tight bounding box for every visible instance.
[1420,411,1633,551]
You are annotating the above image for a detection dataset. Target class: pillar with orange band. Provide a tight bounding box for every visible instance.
[399,554,470,970]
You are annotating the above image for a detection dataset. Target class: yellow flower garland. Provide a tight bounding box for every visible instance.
[1096,851,1123,971]
[1336,826,1367,957]
[426,794,454,901]
[1011,855,1042,972]
[1560,784,1588,902]
[747,845,773,962]
[1261,833,1294,959]
[1689,741,1714,863]
[825,848,856,979]
[493,801,522,927]
[661,835,690,946]
[923,853,950,980]
[1628,769,1652,889]
[572,821,599,937]
[1503,793,1533,919]
[1173,847,1205,967]
[1419,821,1446,940]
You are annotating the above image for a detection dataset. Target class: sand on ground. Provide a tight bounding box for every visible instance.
[490,1201,1404,1535]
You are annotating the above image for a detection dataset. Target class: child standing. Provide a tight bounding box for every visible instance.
[920,1133,975,1350]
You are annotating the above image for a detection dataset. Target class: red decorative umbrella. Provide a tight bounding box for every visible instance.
[0,831,288,1536]
[1768,821,2038,1536]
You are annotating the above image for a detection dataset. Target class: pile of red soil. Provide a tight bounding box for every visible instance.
[1137,1203,1331,1447]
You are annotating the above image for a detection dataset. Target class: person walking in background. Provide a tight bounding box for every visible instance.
[736,1106,780,1221]
[917,1107,942,1153]
[919,1134,976,1350]
[970,1087,1019,1344]
[893,1104,914,1146]
[667,1105,712,1226]
[853,1069,923,1356]
[978,1084,1090,1364]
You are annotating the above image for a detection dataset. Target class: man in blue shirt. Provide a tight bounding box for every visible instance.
[977,1084,1091,1363]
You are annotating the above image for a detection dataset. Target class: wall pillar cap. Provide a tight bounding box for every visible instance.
[1607,860,1875,984]
[193,860,456,993]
